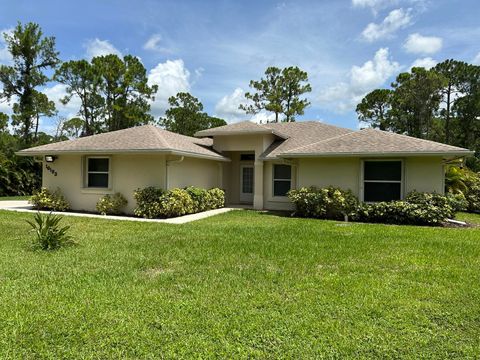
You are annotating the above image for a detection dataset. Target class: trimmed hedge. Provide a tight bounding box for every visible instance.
[287,186,358,220]
[288,186,455,226]
[133,186,225,219]
[96,193,128,215]
[29,188,70,211]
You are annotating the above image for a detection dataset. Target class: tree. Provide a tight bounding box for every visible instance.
[62,117,85,138]
[92,54,157,131]
[356,89,393,130]
[0,22,59,144]
[390,67,445,139]
[0,112,8,132]
[434,60,470,143]
[30,90,56,140]
[159,92,227,136]
[54,60,104,136]
[240,66,311,122]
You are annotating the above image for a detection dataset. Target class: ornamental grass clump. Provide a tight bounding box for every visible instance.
[26,212,73,251]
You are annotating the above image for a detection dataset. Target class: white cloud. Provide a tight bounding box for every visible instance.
[352,0,396,14]
[318,48,400,112]
[214,88,246,122]
[361,8,412,42]
[0,28,13,65]
[84,38,122,59]
[42,84,81,119]
[214,88,282,123]
[410,57,437,70]
[147,59,191,117]
[143,33,172,54]
[473,52,480,65]
[403,33,443,54]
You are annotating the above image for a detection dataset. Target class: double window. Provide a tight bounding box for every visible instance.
[273,164,292,197]
[363,160,402,202]
[86,157,110,188]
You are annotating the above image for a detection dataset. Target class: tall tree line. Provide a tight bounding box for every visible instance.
[356,60,480,168]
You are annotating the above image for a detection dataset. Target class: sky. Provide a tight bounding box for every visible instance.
[1,0,480,133]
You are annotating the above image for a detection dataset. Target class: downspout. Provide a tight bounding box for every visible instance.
[165,156,184,190]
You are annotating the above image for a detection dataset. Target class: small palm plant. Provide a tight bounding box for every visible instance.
[26,212,73,250]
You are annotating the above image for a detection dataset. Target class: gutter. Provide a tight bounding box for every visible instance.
[15,148,231,162]
[279,150,475,158]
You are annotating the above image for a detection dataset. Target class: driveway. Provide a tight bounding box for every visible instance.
[0,200,32,210]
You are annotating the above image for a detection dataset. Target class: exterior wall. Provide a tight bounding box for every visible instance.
[297,158,361,196]
[167,156,222,190]
[221,152,241,205]
[42,154,222,214]
[405,157,444,194]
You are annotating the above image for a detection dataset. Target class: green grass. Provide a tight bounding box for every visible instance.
[0,195,30,201]
[456,211,480,225]
[0,210,479,359]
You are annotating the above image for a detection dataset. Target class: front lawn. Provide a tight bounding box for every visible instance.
[0,210,479,358]
[0,195,30,201]
[456,211,480,225]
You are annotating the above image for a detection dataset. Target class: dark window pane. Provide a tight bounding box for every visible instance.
[88,158,109,172]
[242,167,254,193]
[240,154,255,161]
[88,173,109,188]
[364,161,401,181]
[274,164,291,180]
[274,180,291,197]
[364,182,401,202]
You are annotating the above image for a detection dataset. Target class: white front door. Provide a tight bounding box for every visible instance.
[240,165,254,203]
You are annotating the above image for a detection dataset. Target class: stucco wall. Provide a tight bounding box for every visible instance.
[167,156,221,190]
[42,154,222,214]
[405,157,444,194]
[297,158,361,196]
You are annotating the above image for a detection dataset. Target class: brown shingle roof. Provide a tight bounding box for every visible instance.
[195,120,289,138]
[18,125,229,161]
[259,121,354,159]
[282,128,473,157]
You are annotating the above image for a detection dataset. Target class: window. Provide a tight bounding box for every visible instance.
[86,158,109,188]
[363,161,402,202]
[273,164,291,197]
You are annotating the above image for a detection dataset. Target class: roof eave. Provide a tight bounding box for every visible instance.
[194,129,289,139]
[279,150,475,158]
[16,148,231,162]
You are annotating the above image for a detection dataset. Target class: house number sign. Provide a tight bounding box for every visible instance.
[45,164,58,176]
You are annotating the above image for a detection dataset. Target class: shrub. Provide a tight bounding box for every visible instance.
[405,191,455,219]
[445,166,480,212]
[206,188,225,209]
[96,193,128,215]
[353,201,451,226]
[133,187,164,219]
[159,188,195,217]
[26,212,73,250]
[185,186,209,212]
[29,188,70,211]
[288,186,358,220]
[134,186,225,219]
[446,192,469,212]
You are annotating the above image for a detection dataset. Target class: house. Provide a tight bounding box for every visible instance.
[18,121,473,214]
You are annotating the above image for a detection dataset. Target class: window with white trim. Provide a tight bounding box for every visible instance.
[363,161,402,202]
[86,157,110,188]
[273,164,292,197]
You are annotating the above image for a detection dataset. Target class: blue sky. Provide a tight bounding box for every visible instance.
[1,0,480,132]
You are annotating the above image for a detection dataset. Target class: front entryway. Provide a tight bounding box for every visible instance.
[240,165,254,203]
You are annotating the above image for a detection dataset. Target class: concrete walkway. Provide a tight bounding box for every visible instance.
[0,200,238,224]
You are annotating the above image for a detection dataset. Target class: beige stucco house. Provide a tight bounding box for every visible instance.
[18,121,473,214]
